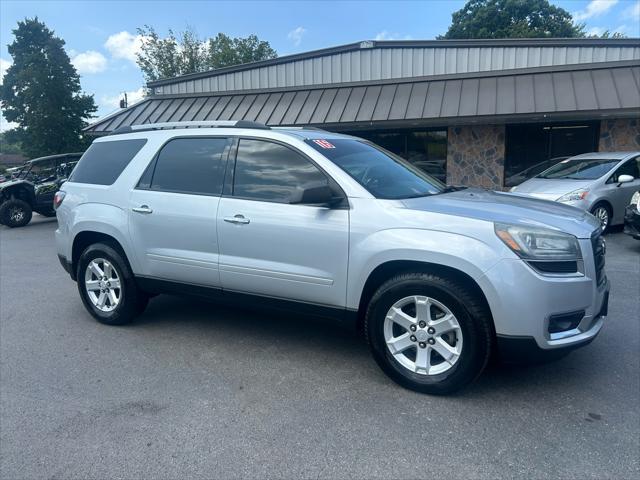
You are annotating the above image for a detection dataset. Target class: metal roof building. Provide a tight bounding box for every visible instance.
[87,38,640,189]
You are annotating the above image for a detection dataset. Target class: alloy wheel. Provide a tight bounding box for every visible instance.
[84,258,122,312]
[593,206,609,230]
[9,207,25,223]
[384,295,463,375]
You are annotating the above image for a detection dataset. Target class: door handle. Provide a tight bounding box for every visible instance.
[224,214,250,225]
[132,205,153,214]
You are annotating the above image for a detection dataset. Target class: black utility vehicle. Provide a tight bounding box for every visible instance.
[0,153,81,228]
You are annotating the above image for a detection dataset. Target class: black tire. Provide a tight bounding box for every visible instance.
[590,202,612,233]
[365,272,493,395]
[0,198,33,227]
[77,242,148,325]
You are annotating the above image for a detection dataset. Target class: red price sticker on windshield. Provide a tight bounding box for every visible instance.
[313,139,335,149]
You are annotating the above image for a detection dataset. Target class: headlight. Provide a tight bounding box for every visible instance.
[557,189,588,203]
[494,223,581,261]
[631,191,640,208]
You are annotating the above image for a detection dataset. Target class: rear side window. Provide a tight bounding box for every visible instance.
[233,139,327,203]
[69,139,147,185]
[144,137,231,195]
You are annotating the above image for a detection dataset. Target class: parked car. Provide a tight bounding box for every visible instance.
[55,121,609,394]
[511,152,640,232]
[504,156,568,187]
[0,153,81,227]
[623,191,640,240]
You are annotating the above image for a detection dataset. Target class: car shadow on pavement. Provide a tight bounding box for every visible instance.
[0,215,57,230]
[132,293,601,398]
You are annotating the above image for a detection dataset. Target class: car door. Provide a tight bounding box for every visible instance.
[128,136,232,287]
[217,138,349,308]
[601,157,640,224]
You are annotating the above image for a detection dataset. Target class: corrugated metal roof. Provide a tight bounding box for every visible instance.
[86,62,640,134]
[148,38,640,93]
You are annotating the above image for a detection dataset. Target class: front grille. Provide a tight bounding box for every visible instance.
[591,230,606,286]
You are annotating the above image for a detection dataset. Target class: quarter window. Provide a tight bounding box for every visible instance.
[70,139,147,185]
[147,138,230,195]
[232,139,327,203]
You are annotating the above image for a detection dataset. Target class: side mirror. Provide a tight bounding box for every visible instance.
[289,183,342,207]
[618,174,634,185]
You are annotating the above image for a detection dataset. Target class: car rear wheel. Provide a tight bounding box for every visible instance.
[365,272,493,395]
[77,242,148,325]
[0,198,33,227]
[591,203,611,232]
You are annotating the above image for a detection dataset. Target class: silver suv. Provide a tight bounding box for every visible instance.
[55,121,610,394]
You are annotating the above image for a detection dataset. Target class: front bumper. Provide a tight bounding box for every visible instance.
[623,204,640,239]
[497,279,609,362]
[478,235,608,356]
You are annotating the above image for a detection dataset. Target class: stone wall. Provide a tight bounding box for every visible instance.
[446,125,505,190]
[599,118,640,151]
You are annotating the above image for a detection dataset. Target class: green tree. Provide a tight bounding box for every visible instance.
[136,26,277,82]
[441,0,585,39]
[0,18,97,158]
[0,131,25,155]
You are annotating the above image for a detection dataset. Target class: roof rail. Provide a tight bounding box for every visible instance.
[271,126,327,132]
[110,120,270,135]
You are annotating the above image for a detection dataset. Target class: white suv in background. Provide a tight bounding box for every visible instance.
[55,121,609,394]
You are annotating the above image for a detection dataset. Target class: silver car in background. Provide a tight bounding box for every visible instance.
[511,152,640,231]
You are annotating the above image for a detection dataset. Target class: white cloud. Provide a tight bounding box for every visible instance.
[0,58,12,85]
[622,1,640,20]
[287,26,306,46]
[374,30,412,41]
[100,87,145,112]
[574,0,619,21]
[104,31,145,63]
[71,50,108,74]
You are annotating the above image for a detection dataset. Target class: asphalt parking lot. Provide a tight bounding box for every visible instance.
[1,215,639,479]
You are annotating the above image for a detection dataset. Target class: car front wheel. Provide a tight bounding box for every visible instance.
[365,272,493,395]
[77,242,148,325]
[591,203,611,233]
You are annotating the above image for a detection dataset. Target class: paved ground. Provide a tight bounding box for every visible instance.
[1,216,639,479]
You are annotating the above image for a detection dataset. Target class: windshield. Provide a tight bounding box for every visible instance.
[537,158,620,180]
[305,138,444,199]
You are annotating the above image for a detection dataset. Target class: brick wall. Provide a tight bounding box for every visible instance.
[599,118,640,151]
[446,125,505,190]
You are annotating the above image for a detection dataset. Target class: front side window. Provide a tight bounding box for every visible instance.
[609,158,640,182]
[233,139,328,203]
[537,158,621,180]
[305,138,444,199]
[147,137,231,195]
[70,139,147,185]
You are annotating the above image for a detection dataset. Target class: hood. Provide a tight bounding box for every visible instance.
[511,178,593,197]
[401,188,600,239]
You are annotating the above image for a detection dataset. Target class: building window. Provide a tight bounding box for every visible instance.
[342,129,447,183]
[504,122,599,187]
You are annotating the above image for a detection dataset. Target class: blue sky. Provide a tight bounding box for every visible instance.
[1,0,639,130]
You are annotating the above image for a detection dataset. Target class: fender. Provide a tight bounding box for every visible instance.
[346,227,504,310]
[68,203,141,274]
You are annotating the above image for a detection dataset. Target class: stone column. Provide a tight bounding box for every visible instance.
[599,119,640,151]
[446,125,505,190]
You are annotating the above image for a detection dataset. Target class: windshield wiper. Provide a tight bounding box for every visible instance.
[433,185,467,195]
